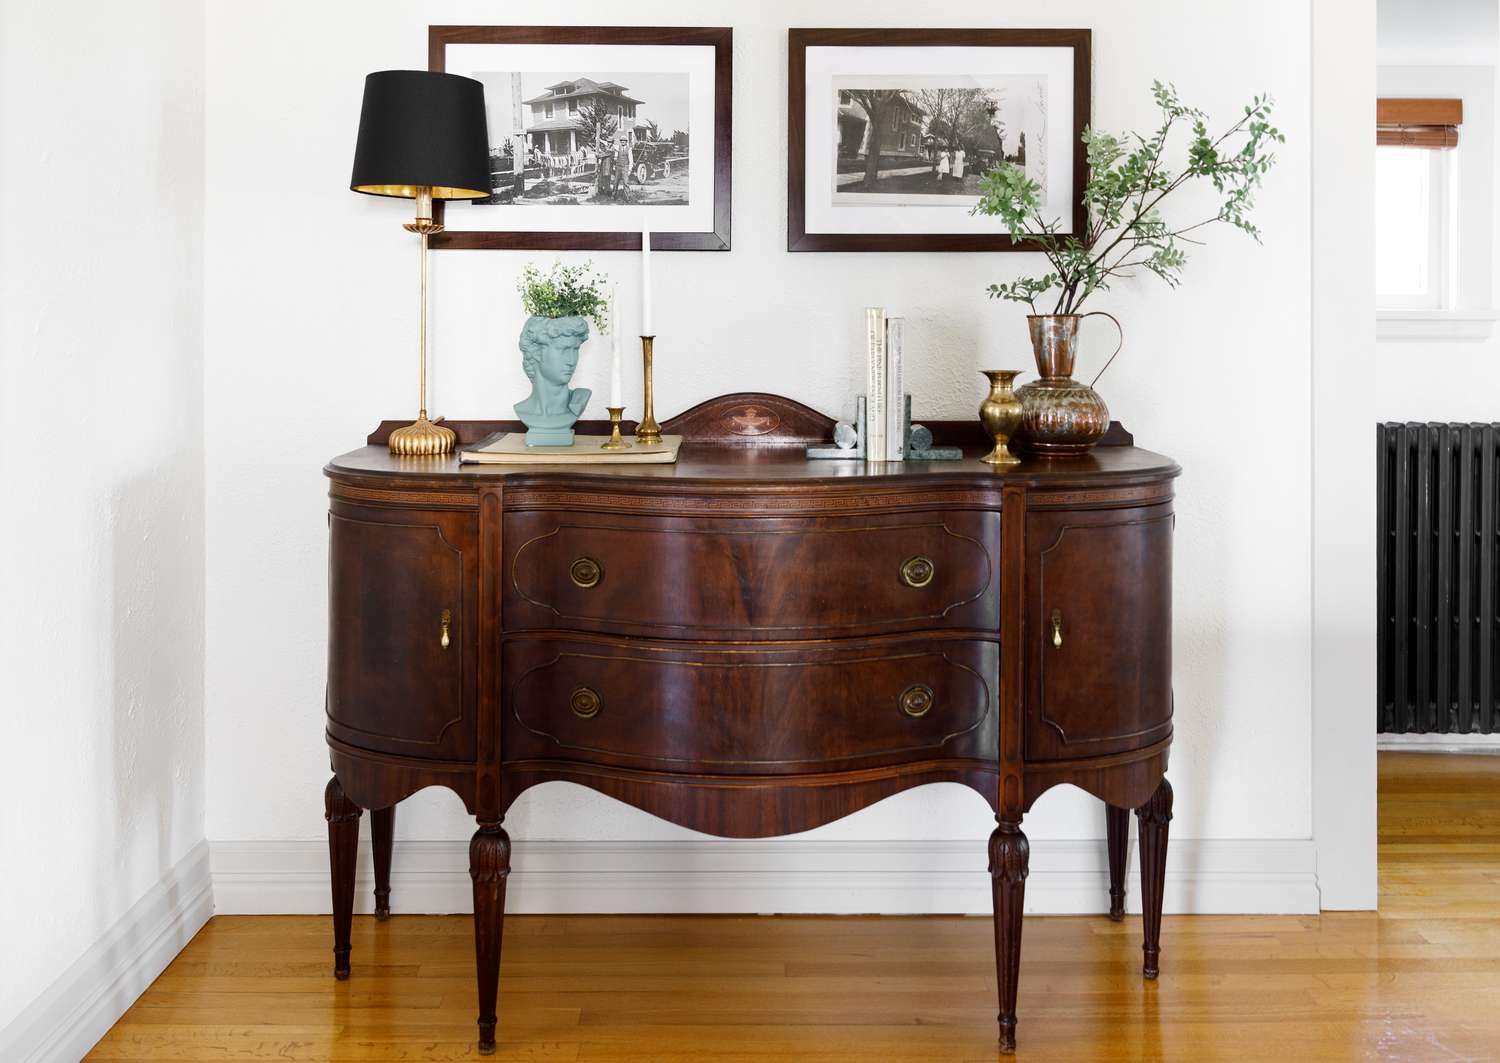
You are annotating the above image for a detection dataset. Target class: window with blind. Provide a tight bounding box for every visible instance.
[1376,98,1461,310]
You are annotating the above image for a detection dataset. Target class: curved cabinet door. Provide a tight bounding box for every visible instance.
[1025,503,1173,762]
[326,506,477,761]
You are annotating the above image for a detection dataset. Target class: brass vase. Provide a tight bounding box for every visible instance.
[978,369,1025,466]
[1014,313,1122,457]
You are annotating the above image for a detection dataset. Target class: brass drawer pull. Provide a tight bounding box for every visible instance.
[899,683,935,718]
[1051,608,1063,649]
[570,557,603,588]
[570,686,602,718]
[900,556,935,588]
[440,609,451,650]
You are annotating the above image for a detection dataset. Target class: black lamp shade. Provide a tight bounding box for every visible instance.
[350,70,491,200]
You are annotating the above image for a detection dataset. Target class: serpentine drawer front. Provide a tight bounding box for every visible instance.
[502,635,998,773]
[322,392,1181,1055]
[503,509,1000,640]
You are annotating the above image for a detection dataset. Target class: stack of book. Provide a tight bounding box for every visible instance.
[864,307,907,461]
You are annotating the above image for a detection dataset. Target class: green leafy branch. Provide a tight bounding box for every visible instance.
[973,81,1284,315]
[517,261,611,331]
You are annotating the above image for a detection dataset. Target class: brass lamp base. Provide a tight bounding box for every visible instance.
[388,413,456,455]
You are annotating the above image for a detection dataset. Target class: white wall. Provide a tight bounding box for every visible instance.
[0,0,208,1046]
[204,0,1318,902]
[1312,0,1379,910]
[1378,0,1497,63]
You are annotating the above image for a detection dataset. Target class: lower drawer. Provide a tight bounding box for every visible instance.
[502,635,998,774]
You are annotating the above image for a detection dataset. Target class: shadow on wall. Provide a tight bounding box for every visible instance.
[108,454,205,901]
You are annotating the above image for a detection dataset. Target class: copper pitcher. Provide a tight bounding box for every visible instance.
[1014,313,1122,457]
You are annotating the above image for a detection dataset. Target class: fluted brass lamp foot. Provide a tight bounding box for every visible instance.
[388,413,456,455]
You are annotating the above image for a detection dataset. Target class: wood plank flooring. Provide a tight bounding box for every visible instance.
[90,753,1500,1061]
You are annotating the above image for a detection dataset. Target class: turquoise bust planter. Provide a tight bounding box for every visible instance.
[514,314,591,446]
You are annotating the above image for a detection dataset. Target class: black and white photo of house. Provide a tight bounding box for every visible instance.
[831,75,1048,203]
[470,71,690,206]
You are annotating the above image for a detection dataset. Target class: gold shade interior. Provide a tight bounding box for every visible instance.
[352,183,489,200]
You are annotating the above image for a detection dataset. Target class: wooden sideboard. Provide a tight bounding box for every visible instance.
[323,393,1178,1054]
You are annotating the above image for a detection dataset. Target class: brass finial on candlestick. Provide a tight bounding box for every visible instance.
[635,336,663,445]
[601,406,632,450]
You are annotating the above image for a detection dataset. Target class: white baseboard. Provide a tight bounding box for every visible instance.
[1378,733,1500,753]
[0,841,214,1063]
[211,837,1319,916]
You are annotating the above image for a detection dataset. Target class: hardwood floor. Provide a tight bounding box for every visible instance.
[91,753,1500,1061]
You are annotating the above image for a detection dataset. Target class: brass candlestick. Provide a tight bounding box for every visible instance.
[387,187,457,456]
[978,369,1025,467]
[601,406,632,450]
[635,335,663,445]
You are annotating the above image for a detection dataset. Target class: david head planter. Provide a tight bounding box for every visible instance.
[515,314,592,446]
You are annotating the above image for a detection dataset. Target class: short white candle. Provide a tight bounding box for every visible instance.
[640,224,652,335]
[609,286,622,407]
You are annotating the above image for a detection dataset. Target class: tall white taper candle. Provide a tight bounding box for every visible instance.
[641,224,653,334]
[609,285,622,407]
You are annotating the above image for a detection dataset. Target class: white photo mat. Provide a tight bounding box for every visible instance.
[803,44,1077,237]
[444,42,717,235]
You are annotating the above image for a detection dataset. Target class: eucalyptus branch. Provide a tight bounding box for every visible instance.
[973,81,1282,316]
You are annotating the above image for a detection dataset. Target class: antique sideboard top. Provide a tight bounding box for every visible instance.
[324,393,1180,493]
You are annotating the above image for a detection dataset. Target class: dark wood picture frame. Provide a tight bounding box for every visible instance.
[428,25,732,251]
[787,28,1091,253]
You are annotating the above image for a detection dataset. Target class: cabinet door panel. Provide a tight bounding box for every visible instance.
[326,509,476,760]
[1025,504,1173,762]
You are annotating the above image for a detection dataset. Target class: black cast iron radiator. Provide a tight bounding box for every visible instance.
[1378,422,1500,734]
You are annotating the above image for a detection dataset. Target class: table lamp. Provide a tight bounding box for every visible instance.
[350,70,491,455]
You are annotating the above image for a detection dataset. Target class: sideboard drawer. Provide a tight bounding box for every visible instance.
[1024,503,1174,762]
[502,635,998,773]
[326,506,478,761]
[503,510,1000,639]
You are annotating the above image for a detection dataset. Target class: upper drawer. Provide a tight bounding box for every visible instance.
[503,509,1000,639]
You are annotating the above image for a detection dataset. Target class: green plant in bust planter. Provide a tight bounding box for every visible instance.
[973,81,1283,455]
[514,262,611,446]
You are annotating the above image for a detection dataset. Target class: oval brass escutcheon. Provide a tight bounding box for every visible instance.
[570,686,602,718]
[899,683,935,718]
[900,555,935,588]
[569,557,603,589]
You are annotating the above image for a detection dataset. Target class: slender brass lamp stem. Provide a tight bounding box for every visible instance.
[388,186,456,455]
[418,193,430,420]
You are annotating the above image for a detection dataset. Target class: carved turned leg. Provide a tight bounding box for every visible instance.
[324,776,362,979]
[371,806,395,921]
[470,821,512,1055]
[1105,803,1130,922]
[1136,778,1173,979]
[989,820,1029,1054]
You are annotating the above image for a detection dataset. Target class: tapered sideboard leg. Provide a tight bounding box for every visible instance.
[371,806,395,921]
[470,821,512,1055]
[324,776,362,980]
[989,820,1030,1054]
[1105,803,1130,922]
[1136,778,1173,979]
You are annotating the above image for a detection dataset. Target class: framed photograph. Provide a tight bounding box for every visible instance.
[788,28,1090,252]
[429,25,732,251]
